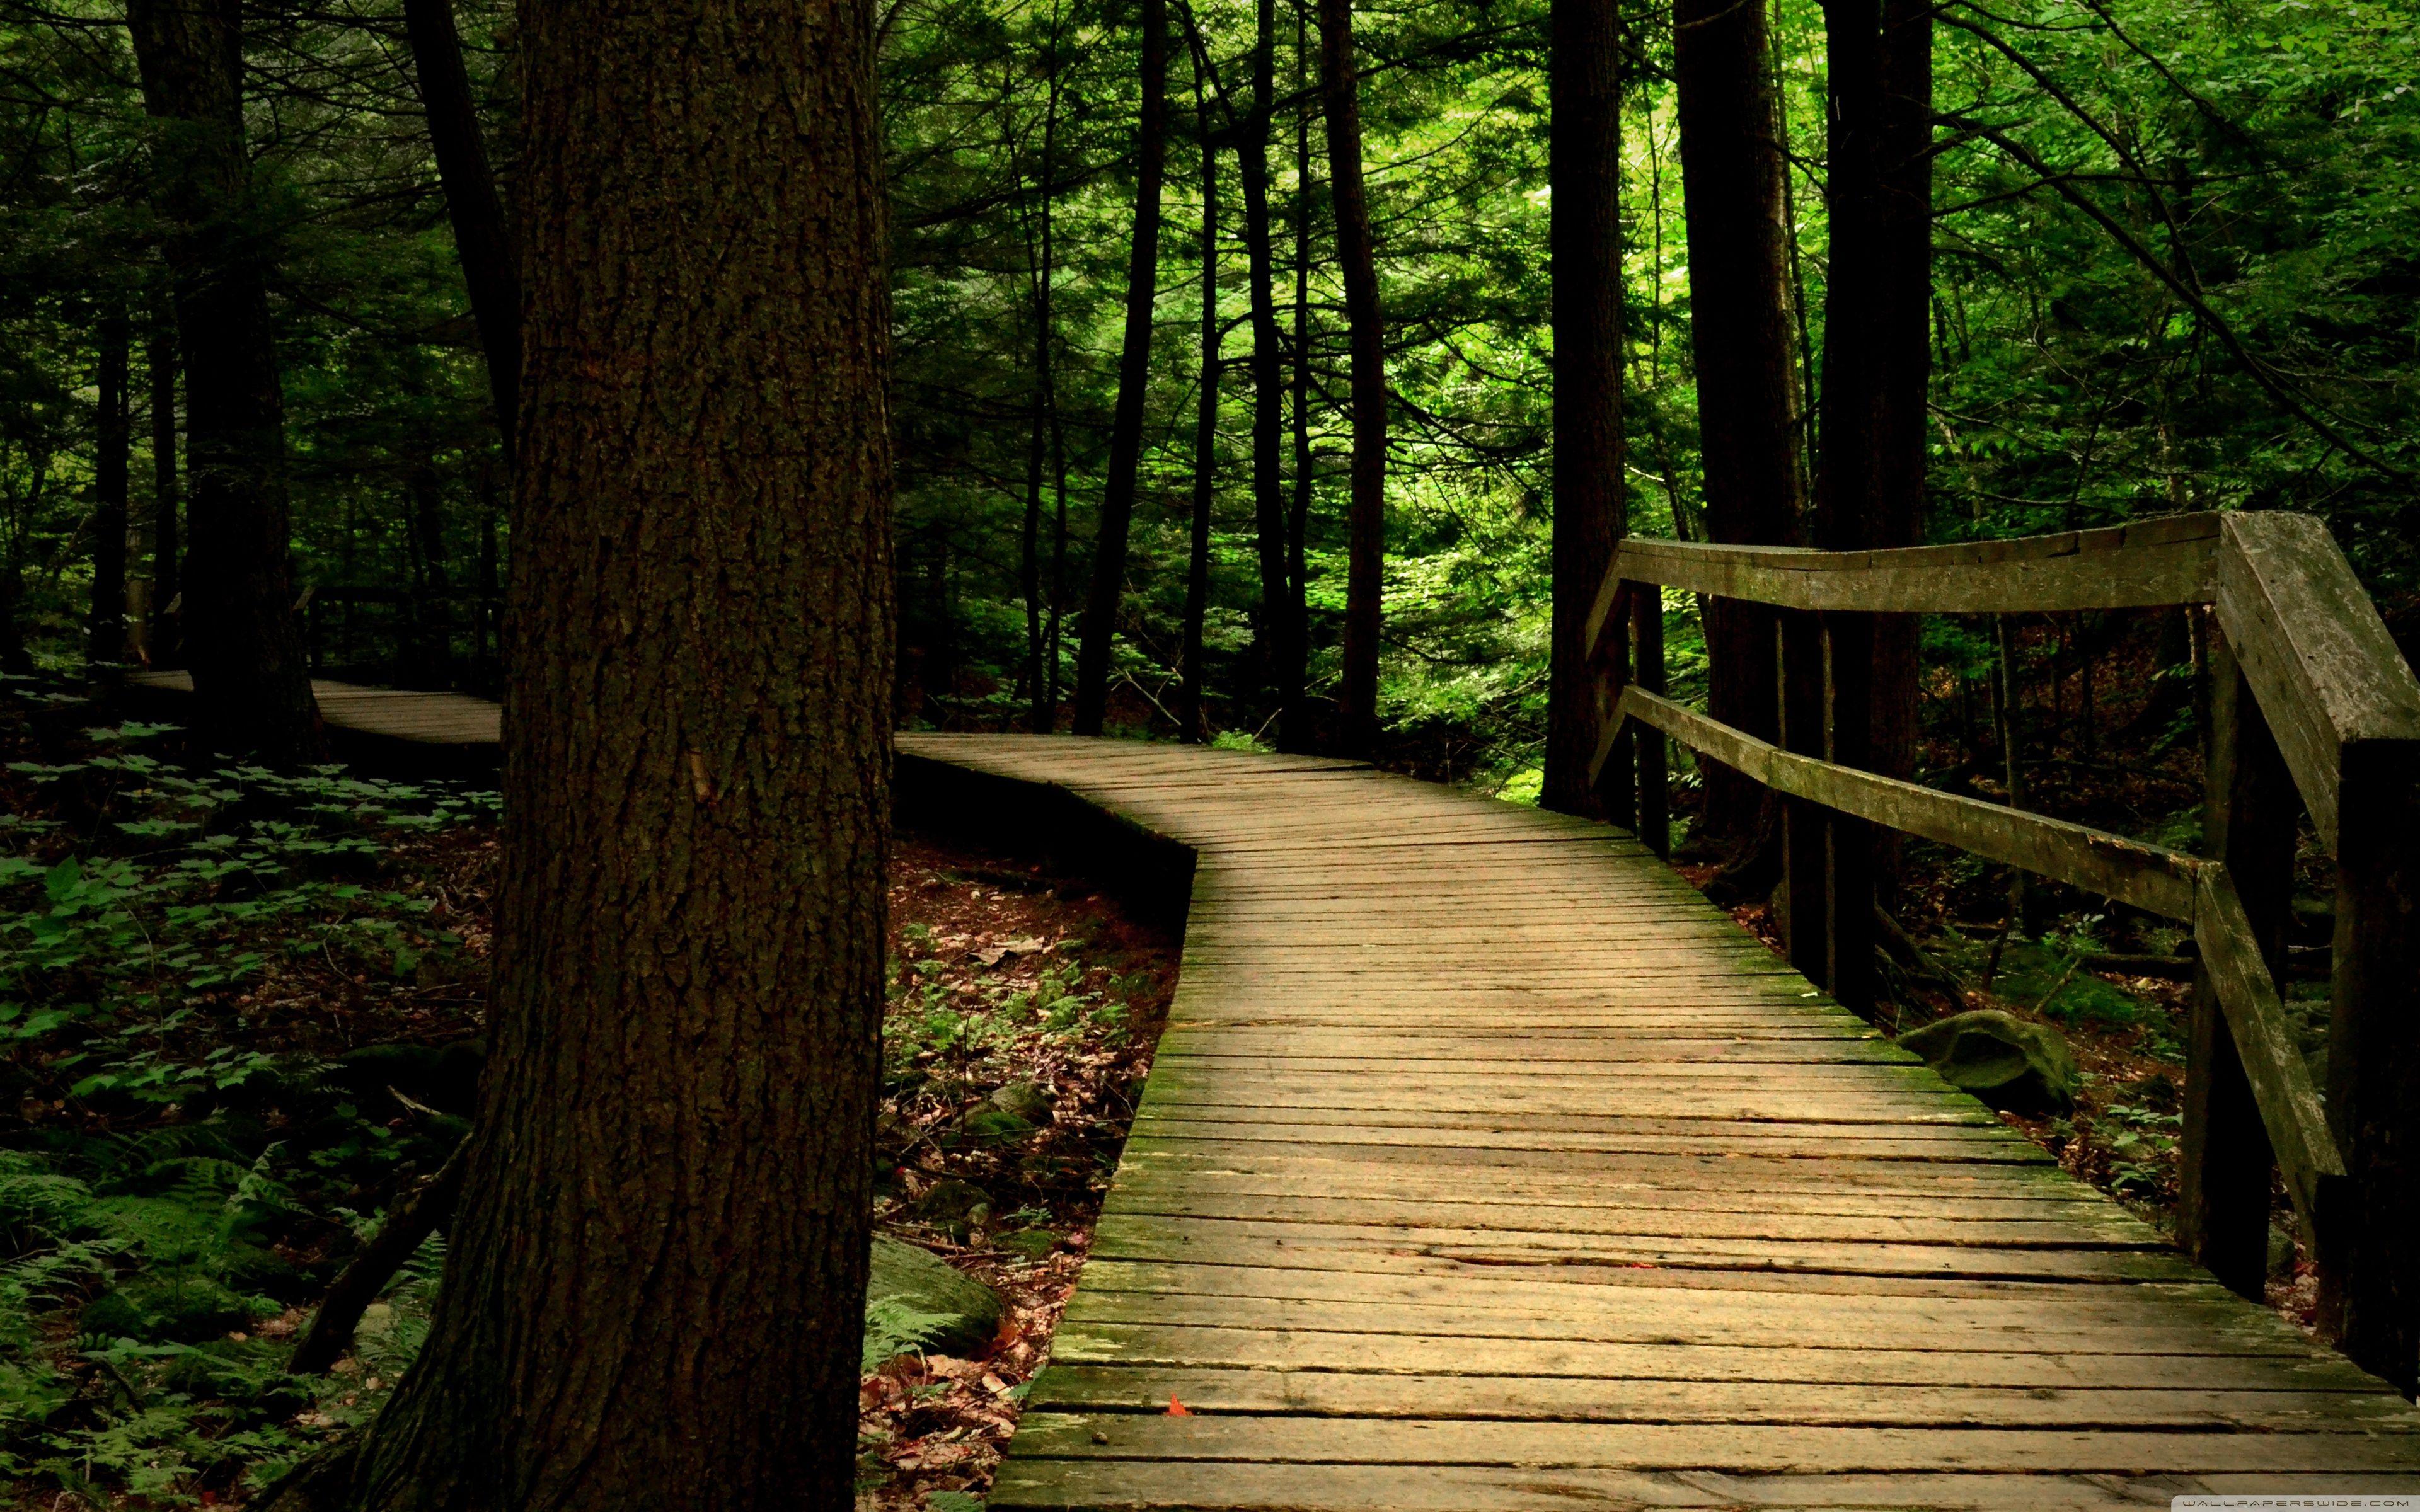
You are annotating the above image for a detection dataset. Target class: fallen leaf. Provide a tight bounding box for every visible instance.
[1167,1395,1191,1416]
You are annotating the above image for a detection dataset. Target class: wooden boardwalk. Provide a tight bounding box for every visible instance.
[121,671,501,748]
[900,733,2420,1511]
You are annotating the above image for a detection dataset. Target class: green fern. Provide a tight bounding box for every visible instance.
[861,1295,959,1372]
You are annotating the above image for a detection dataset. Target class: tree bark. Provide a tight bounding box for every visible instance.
[1323,0,1385,758]
[1237,0,1301,748]
[90,306,131,667]
[147,297,180,665]
[1543,0,1624,818]
[333,0,894,1499]
[1071,0,1168,737]
[1870,0,1932,789]
[401,0,521,458]
[125,0,321,762]
[1181,81,1220,744]
[1671,0,1799,845]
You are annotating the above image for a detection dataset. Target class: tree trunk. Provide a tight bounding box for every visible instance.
[1287,2,1313,743]
[1237,0,1300,748]
[1020,42,1064,735]
[402,0,521,457]
[333,0,892,1501]
[147,297,180,665]
[1071,0,1168,738]
[90,306,131,667]
[1672,0,1799,846]
[1323,0,1385,758]
[1543,0,1624,818]
[1870,0,1932,789]
[125,0,321,763]
[1180,81,1220,745]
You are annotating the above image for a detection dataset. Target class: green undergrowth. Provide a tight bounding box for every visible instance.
[0,673,496,1504]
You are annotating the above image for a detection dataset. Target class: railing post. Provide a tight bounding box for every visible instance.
[1778,609,1829,987]
[2180,627,2288,1300]
[1596,583,1635,830]
[1823,612,1877,1016]
[1634,584,1668,857]
[2324,738,2420,1393]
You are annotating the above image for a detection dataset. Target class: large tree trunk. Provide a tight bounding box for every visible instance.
[1671,0,1801,848]
[328,0,894,1500]
[125,0,320,762]
[1323,0,1385,758]
[1071,0,1168,737]
[1180,81,1220,744]
[1236,0,1301,748]
[402,0,520,457]
[147,298,180,665]
[90,306,131,666]
[1543,0,1624,818]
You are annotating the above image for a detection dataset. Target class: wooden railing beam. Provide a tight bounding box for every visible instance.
[1617,686,2204,922]
[2179,631,2291,1300]
[1585,513,2223,654]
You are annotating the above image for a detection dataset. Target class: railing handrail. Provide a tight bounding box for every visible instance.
[1589,511,2420,854]
[1581,505,2420,1389]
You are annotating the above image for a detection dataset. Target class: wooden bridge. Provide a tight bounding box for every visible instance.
[905,732,2420,1510]
[124,508,2420,1504]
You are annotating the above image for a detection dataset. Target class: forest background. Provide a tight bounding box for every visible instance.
[5,0,2416,796]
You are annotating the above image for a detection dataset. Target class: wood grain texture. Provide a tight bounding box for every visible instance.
[894,733,2420,1510]
[1584,513,2221,651]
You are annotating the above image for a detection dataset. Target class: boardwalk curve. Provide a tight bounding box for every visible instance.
[900,732,2420,1511]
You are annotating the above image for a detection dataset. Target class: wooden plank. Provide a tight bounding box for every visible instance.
[1005,1413,2420,1474]
[1088,1213,2201,1283]
[1039,1320,2372,1390]
[1026,1367,2419,1429]
[988,1462,2417,1512]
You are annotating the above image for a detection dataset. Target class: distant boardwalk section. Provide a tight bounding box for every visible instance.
[897,732,2420,1512]
[121,672,498,772]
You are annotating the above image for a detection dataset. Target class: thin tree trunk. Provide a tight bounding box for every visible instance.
[401,0,520,457]
[1287,0,1313,738]
[1021,35,1065,734]
[90,306,131,666]
[328,0,893,1499]
[1071,0,1168,736]
[1045,394,1069,716]
[1236,0,1299,748]
[1543,0,1624,817]
[1323,0,1385,758]
[1180,77,1220,745]
[147,297,180,665]
[1673,0,1801,848]
[125,0,321,763]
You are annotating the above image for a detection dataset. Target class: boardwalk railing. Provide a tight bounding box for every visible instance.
[1582,510,2420,1393]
